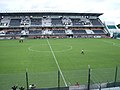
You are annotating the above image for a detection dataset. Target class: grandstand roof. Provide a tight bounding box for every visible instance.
[0,12,103,17]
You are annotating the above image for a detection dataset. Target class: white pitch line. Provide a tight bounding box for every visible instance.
[47,39,67,87]
[28,44,72,53]
[103,40,120,47]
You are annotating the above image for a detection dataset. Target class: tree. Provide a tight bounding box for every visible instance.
[117,24,120,29]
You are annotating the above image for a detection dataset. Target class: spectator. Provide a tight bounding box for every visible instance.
[12,85,18,90]
[19,86,25,90]
[29,84,36,89]
[75,82,80,86]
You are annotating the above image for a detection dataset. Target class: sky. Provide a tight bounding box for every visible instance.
[0,0,120,24]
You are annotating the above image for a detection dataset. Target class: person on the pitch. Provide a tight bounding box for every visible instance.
[19,37,24,43]
[81,49,84,55]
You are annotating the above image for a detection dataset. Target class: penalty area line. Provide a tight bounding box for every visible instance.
[47,39,67,87]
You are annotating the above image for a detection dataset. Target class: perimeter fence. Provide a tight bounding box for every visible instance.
[0,66,120,90]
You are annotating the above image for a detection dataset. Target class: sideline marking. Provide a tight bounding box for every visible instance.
[47,39,67,87]
[103,40,120,47]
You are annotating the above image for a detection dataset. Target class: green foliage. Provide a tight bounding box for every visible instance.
[117,24,120,28]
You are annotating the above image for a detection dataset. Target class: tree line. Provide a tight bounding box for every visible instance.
[117,24,120,29]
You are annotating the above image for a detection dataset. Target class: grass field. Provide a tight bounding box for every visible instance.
[0,38,120,90]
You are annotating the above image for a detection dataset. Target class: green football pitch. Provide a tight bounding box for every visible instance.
[0,38,120,90]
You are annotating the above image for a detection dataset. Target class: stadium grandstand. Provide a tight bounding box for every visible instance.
[104,22,120,38]
[0,12,109,39]
[1,12,120,90]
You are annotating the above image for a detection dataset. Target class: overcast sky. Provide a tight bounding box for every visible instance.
[0,0,120,24]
